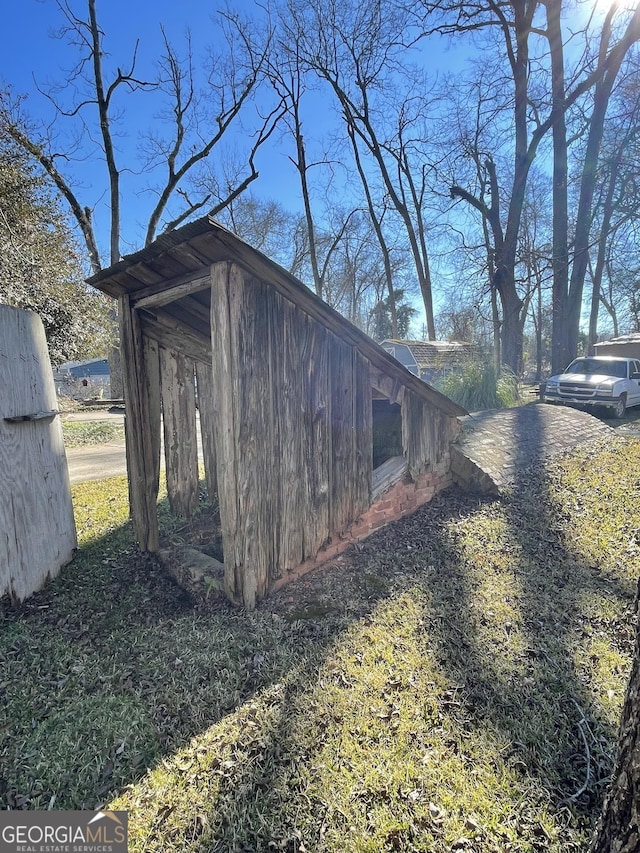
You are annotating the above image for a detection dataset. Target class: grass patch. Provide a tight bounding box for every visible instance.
[61,419,125,448]
[1,436,639,851]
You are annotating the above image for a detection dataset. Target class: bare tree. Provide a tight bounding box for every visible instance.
[346,122,401,338]
[0,0,279,273]
[583,62,640,348]
[263,33,329,298]
[433,0,545,373]
[280,0,440,338]
[219,193,301,268]
[549,1,640,369]
[422,0,640,373]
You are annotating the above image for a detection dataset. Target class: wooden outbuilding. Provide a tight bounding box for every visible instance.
[594,333,640,361]
[88,217,466,608]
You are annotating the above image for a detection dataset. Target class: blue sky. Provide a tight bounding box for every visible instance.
[0,0,309,258]
[0,0,490,339]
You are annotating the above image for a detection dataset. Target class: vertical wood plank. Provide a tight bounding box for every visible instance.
[329,336,355,536]
[119,295,160,551]
[210,262,243,604]
[353,349,373,517]
[231,270,275,606]
[266,284,282,571]
[160,348,199,519]
[195,361,217,502]
[277,296,305,570]
[143,335,162,492]
[403,390,451,478]
[299,315,330,558]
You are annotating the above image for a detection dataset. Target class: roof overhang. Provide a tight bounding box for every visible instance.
[88,216,467,418]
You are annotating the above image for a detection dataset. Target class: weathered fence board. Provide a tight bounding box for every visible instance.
[143,336,162,492]
[195,362,217,502]
[231,273,275,606]
[0,306,76,602]
[160,348,199,519]
[209,262,377,607]
[277,296,306,571]
[210,262,245,604]
[300,313,330,557]
[329,337,356,536]
[119,294,160,550]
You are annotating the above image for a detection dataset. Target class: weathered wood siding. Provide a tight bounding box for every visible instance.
[195,362,217,501]
[160,348,199,519]
[402,390,455,478]
[119,294,161,551]
[210,262,372,608]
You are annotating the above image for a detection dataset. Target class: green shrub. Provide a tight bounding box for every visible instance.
[435,360,520,411]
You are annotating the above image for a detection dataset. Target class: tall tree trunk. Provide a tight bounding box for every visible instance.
[296,130,323,298]
[590,582,640,853]
[88,0,120,264]
[492,286,502,375]
[546,0,570,373]
[587,175,615,352]
[497,266,524,375]
[536,280,543,380]
[567,5,640,360]
[481,206,501,373]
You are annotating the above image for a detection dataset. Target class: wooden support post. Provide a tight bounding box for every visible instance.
[144,336,162,492]
[195,361,217,502]
[211,261,278,608]
[119,295,161,551]
[210,262,244,605]
[159,348,199,519]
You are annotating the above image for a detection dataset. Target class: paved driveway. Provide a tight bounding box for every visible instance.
[64,411,204,483]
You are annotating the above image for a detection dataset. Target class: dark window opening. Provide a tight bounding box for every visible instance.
[372,398,403,469]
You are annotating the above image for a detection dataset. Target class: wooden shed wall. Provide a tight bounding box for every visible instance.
[117,244,463,609]
[210,262,372,608]
[593,341,640,360]
[402,391,454,479]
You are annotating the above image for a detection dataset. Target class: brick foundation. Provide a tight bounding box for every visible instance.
[271,458,453,592]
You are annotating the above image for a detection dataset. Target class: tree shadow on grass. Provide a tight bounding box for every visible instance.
[0,437,637,850]
[173,472,635,851]
[183,413,638,850]
[0,485,356,815]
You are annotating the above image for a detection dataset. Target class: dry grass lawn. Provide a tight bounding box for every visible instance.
[1,434,639,852]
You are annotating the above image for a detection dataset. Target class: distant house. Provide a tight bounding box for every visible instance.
[57,357,110,396]
[65,357,110,380]
[594,333,640,361]
[380,339,476,384]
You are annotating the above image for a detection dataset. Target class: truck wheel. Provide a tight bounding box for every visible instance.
[614,394,627,419]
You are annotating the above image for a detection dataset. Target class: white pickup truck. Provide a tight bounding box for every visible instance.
[543,356,640,419]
